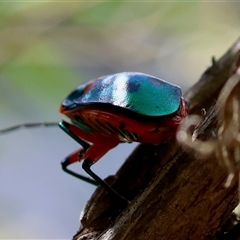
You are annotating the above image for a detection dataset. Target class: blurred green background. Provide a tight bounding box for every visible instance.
[0,2,239,239]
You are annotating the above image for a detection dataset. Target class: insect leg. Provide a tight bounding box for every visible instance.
[82,158,130,204]
[59,120,90,149]
[59,121,98,185]
[59,120,129,203]
[61,150,98,186]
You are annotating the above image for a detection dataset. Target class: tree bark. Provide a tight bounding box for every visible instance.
[73,37,240,240]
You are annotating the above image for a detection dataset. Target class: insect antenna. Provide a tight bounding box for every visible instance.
[0,122,59,134]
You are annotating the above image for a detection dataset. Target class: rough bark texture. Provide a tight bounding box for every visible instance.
[73,37,240,240]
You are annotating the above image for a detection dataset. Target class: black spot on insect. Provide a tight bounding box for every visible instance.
[87,117,102,133]
[105,121,118,134]
[127,80,141,92]
[95,119,112,134]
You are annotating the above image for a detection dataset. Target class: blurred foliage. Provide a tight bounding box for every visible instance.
[0,2,239,120]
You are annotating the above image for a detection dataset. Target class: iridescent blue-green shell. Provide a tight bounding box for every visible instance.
[62,72,182,117]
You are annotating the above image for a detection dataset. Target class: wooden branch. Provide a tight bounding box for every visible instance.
[73,37,240,240]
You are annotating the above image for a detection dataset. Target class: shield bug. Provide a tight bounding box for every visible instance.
[1,72,188,202]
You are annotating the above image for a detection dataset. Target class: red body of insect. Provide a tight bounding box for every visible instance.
[60,98,188,166]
